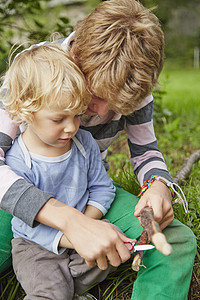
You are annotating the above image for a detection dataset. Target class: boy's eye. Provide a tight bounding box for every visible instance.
[52,119,63,123]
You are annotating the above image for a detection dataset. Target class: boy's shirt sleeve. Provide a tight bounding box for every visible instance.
[83,131,116,215]
[125,94,173,186]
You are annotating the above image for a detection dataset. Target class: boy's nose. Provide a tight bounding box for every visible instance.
[64,120,76,133]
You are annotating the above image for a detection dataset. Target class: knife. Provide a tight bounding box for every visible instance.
[124,242,155,254]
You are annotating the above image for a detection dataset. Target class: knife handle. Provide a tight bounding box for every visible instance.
[124,242,134,252]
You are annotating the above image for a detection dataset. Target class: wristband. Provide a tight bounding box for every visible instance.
[137,175,189,213]
[154,176,176,199]
[137,175,162,198]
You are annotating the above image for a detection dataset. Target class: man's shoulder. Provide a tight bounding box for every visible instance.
[6,136,26,167]
[7,136,20,154]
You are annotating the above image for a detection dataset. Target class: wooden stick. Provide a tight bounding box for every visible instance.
[132,230,148,271]
[174,149,200,183]
[132,207,172,271]
[140,207,172,256]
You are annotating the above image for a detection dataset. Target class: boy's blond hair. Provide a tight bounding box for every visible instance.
[74,0,164,115]
[2,44,90,123]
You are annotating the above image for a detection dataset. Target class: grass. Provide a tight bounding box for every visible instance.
[0,65,200,299]
[158,66,200,172]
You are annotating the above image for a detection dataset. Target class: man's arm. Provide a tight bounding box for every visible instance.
[59,206,103,249]
[0,108,22,208]
[37,199,134,270]
[134,180,173,230]
[126,95,174,229]
[0,108,56,225]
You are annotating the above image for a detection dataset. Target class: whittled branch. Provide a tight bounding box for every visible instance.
[132,230,148,271]
[132,207,172,271]
[140,207,172,256]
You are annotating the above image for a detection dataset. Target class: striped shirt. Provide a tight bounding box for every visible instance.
[80,94,171,185]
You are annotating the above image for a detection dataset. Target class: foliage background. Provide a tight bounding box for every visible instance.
[0,0,200,299]
[1,0,200,74]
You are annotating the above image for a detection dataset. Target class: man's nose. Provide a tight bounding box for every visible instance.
[95,102,109,116]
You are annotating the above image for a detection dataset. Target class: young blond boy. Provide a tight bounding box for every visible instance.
[3,44,133,299]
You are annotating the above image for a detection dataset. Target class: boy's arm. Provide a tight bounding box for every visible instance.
[85,132,116,216]
[84,205,103,219]
[59,133,110,250]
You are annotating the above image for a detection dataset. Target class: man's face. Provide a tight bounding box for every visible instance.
[85,94,110,117]
[70,46,110,117]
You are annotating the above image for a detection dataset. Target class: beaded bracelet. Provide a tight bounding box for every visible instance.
[137,175,175,199]
[137,175,189,214]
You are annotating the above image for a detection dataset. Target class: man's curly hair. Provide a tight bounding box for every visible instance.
[74,0,164,115]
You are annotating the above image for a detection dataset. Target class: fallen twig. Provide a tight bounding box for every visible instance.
[174,150,200,183]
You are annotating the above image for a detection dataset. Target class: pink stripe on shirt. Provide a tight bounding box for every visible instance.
[137,160,168,185]
[0,165,22,203]
[96,130,124,151]
[127,120,156,146]
[135,94,153,111]
[0,109,19,138]
[131,150,165,171]
[0,150,5,161]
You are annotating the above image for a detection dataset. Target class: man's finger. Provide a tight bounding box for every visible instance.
[85,259,97,268]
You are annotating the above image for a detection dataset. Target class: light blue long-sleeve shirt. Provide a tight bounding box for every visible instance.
[6,129,116,254]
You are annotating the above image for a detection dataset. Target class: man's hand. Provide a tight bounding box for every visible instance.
[64,212,136,270]
[36,199,135,270]
[134,180,174,230]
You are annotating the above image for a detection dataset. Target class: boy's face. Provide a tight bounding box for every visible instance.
[26,103,81,155]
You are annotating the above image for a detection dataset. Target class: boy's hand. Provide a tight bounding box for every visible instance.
[134,180,174,230]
